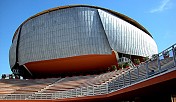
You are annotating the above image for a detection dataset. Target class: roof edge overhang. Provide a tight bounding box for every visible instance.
[12,4,152,42]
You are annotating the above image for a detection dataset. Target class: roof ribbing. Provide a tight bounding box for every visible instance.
[12,5,152,41]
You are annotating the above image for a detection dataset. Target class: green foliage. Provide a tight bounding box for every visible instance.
[134,59,140,65]
[143,56,149,61]
[123,62,130,68]
[112,65,117,71]
[118,64,123,69]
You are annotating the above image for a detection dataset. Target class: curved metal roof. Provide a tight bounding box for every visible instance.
[12,5,152,41]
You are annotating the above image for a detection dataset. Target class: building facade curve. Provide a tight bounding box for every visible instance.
[9,5,158,78]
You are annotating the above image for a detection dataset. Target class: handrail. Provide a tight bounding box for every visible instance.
[0,43,176,100]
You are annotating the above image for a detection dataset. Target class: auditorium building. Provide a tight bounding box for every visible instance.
[9,5,158,78]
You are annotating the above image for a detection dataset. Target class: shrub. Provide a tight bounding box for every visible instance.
[112,65,117,71]
[134,59,140,65]
[118,64,123,69]
[143,56,149,61]
[123,62,130,68]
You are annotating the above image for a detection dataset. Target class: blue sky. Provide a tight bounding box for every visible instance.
[0,0,175,75]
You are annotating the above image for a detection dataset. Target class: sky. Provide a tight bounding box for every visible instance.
[0,0,176,75]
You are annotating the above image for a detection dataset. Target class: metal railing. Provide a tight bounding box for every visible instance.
[118,57,135,68]
[0,43,176,100]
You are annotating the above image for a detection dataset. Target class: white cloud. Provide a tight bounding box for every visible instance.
[150,0,173,13]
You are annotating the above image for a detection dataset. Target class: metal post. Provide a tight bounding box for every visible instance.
[114,78,117,90]
[61,92,63,98]
[112,80,115,91]
[146,61,149,78]
[56,92,58,99]
[54,93,56,99]
[76,88,77,97]
[118,76,120,89]
[137,66,139,81]
[129,71,131,85]
[106,83,109,94]
[157,54,161,72]
[87,87,88,96]
[81,88,82,96]
[68,90,70,98]
[172,46,176,66]
[123,74,125,87]
[92,86,94,95]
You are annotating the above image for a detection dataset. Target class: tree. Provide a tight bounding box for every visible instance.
[1,74,6,79]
